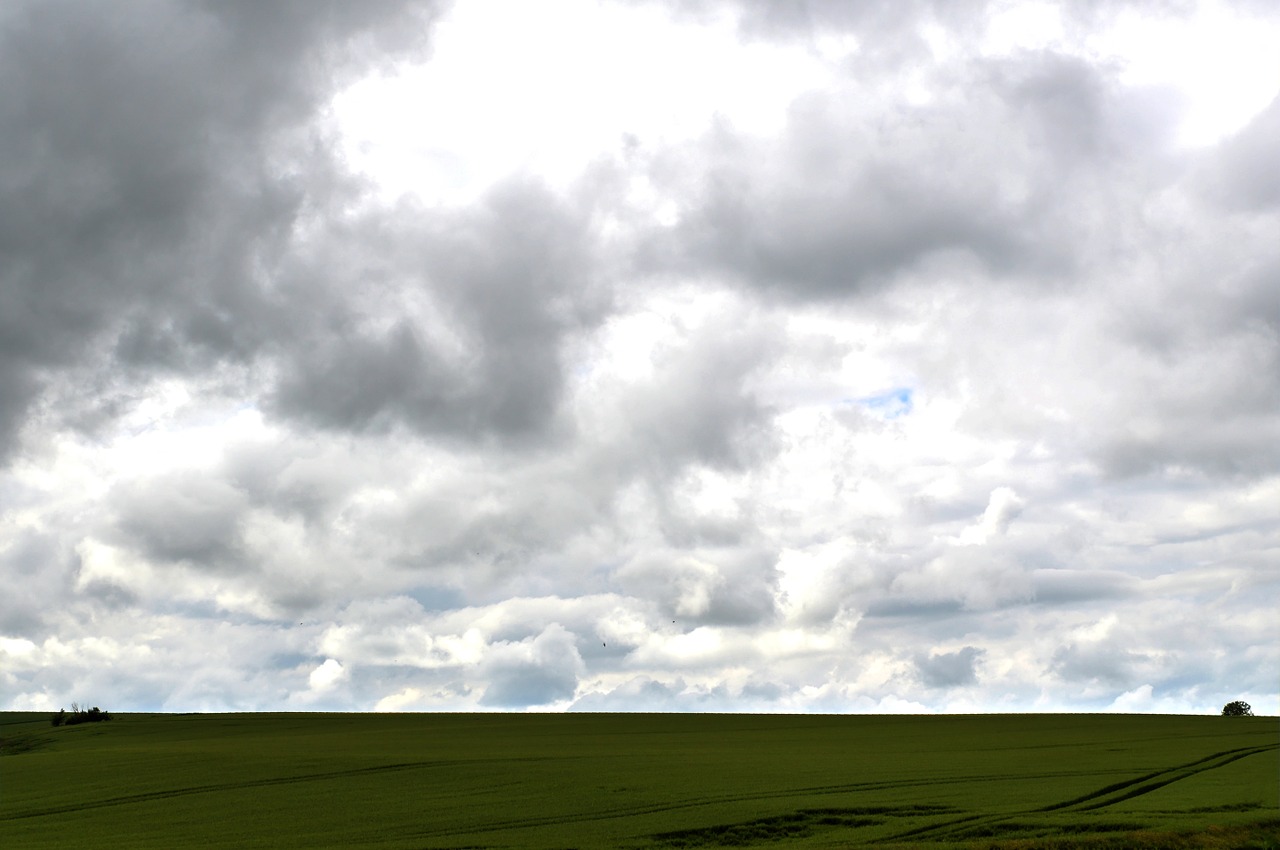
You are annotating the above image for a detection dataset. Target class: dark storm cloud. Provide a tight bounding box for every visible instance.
[0,0,443,461]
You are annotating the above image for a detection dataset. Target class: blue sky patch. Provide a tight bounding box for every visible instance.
[858,387,914,419]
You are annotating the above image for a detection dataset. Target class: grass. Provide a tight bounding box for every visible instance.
[0,712,1275,849]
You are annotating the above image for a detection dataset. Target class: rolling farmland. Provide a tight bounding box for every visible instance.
[1,712,1275,848]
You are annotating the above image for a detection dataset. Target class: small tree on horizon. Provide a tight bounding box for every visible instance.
[1221,700,1254,716]
[51,704,112,726]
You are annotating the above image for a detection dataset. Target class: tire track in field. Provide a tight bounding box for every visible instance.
[397,768,1130,842]
[1040,744,1277,812]
[0,758,504,821]
[884,743,1279,844]
[2,754,1120,828]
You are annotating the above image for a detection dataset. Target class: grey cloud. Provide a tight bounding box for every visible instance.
[986,50,1181,167]
[3,0,1277,715]
[1091,228,1280,481]
[1201,95,1280,212]
[0,0,442,461]
[271,319,454,434]
[878,544,1035,615]
[2,0,617,459]
[1051,642,1147,687]
[111,473,250,570]
[479,625,583,707]
[616,315,781,475]
[479,663,577,708]
[1090,326,1280,479]
[271,179,608,441]
[76,578,140,611]
[1031,570,1135,604]
[3,611,310,712]
[569,676,788,712]
[669,136,1017,300]
[616,548,780,626]
[331,455,616,586]
[695,0,1200,41]
[1098,419,1280,480]
[221,436,365,526]
[915,646,984,688]
[0,528,70,637]
[864,599,965,619]
[639,0,988,49]
[650,52,1147,302]
[993,54,1103,158]
[569,676,687,711]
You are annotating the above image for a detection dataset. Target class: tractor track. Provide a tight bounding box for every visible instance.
[2,763,1104,830]
[885,743,1279,843]
[0,757,506,821]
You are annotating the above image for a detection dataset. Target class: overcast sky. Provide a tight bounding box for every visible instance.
[2,0,1277,715]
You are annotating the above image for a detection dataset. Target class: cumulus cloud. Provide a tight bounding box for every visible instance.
[309,659,347,691]
[480,624,584,708]
[1,0,1277,714]
[616,549,779,625]
[0,0,444,458]
[915,647,985,689]
[269,178,612,441]
[956,487,1025,545]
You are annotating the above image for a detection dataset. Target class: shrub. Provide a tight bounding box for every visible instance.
[57,704,113,725]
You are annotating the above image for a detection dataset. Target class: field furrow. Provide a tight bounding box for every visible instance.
[1047,744,1278,812]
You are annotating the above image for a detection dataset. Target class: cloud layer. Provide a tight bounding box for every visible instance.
[1,0,1277,715]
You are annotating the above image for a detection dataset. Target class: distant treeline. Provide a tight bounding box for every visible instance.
[51,704,112,726]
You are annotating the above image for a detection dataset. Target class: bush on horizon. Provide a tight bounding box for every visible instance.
[50,703,112,727]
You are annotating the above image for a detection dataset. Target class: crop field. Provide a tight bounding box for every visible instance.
[1,712,1275,849]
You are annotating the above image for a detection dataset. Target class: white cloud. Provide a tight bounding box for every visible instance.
[1084,0,1280,147]
[956,487,1025,545]
[330,0,829,205]
[308,659,347,691]
[0,0,1276,715]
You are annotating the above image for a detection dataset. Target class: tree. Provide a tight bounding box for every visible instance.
[53,704,112,726]
[1222,700,1254,716]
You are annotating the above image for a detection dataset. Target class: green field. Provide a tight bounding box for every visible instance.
[1,712,1275,849]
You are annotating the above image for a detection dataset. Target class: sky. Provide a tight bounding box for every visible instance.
[1,0,1277,715]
